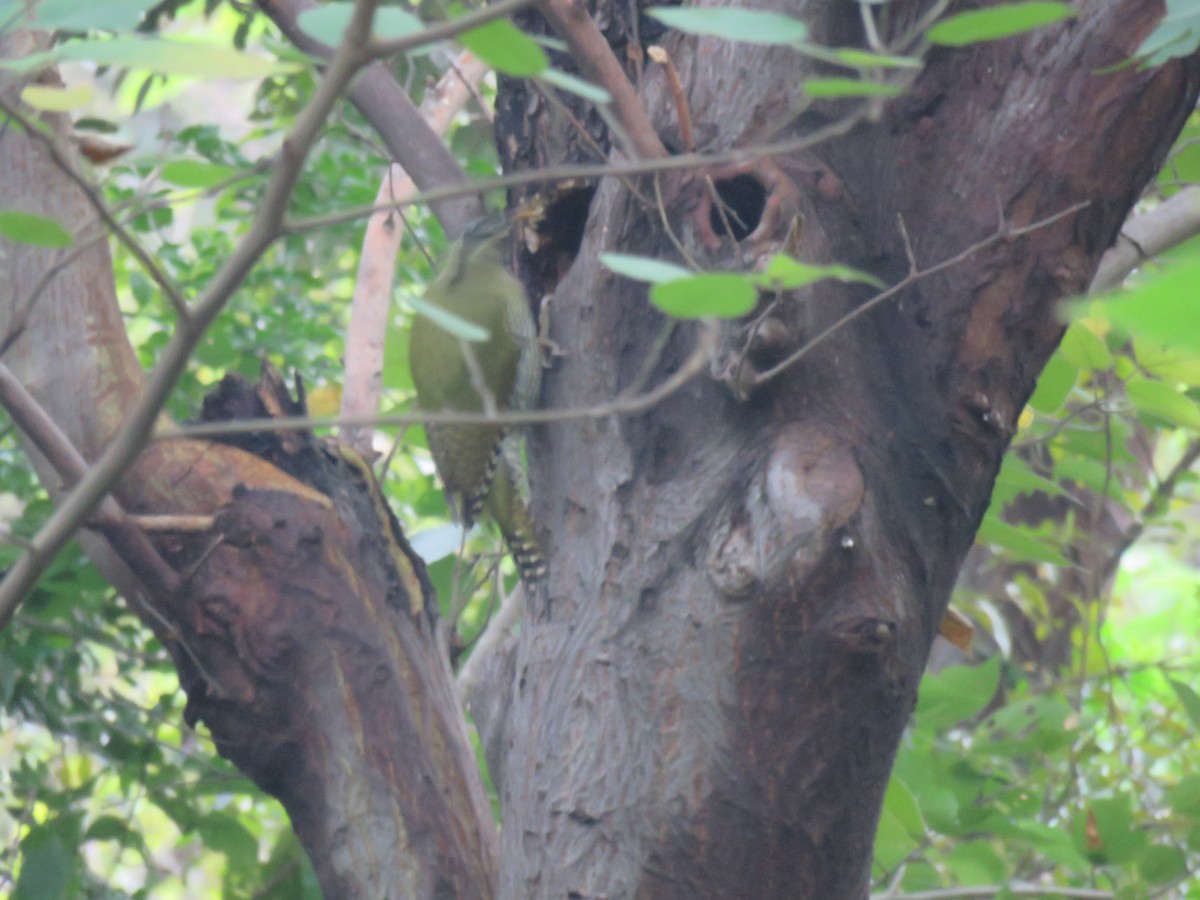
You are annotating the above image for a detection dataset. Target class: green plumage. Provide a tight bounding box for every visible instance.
[409,216,544,581]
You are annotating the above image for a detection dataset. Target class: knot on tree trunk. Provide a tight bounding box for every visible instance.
[706,425,863,599]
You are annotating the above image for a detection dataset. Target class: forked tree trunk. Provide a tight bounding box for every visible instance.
[1,3,1198,899]
[489,2,1200,896]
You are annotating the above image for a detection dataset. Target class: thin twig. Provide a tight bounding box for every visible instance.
[456,579,524,702]
[282,107,874,234]
[647,45,693,153]
[158,320,721,440]
[0,363,181,632]
[538,0,668,161]
[750,202,1091,388]
[1099,437,1200,583]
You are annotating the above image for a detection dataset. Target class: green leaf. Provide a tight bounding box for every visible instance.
[928,2,1076,46]
[0,210,73,247]
[1167,678,1200,731]
[85,815,133,843]
[946,840,1007,884]
[1,37,298,79]
[1058,321,1112,371]
[297,3,422,43]
[460,19,547,77]
[830,48,922,70]
[196,812,258,874]
[539,68,611,104]
[647,7,808,45]
[1027,351,1077,413]
[881,777,926,839]
[601,253,691,284]
[160,160,241,189]
[991,453,1067,507]
[650,273,758,319]
[802,78,905,98]
[1139,844,1188,884]
[755,254,882,290]
[1125,378,1200,430]
[404,292,490,342]
[1137,0,1200,67]
[873,797,921,870]
[1097,258,1200,356]
[1134,337,1200,386]
[25,0,151,32]
[978,513,1071,566]
[14,820,79,900]
[1073,795,1145,865]
[913,656,1001,732]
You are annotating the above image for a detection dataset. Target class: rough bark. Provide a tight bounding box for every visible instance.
[492,2,1200,897]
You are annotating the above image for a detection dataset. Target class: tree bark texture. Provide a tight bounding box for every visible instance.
[491,2,1200,897]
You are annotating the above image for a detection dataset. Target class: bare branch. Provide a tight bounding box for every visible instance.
[456,581,524,703]
[1091,185,1200,291]
[538,0,668,162]
[341,53,488,456]
[0,363,180,632]
[750,202,1092,389]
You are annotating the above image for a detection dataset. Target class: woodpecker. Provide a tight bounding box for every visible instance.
[408,214,545,582]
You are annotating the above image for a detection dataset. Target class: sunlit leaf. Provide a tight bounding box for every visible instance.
[1027,351,1077,413]
[0,210,73,247]
[160,160,240,189]
[928,2,1076,46]
[1058,321,1112,371]
[647,7,808,45]
[802,78,905,98]
[1125,378,1200,430]
[20,82,93,111]
[1095,258,1200,356]
[756,254,881,290]
[831,48,922,70]
[650,273,758,319]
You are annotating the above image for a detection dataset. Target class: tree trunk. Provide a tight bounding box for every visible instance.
[490,2,1200,896]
